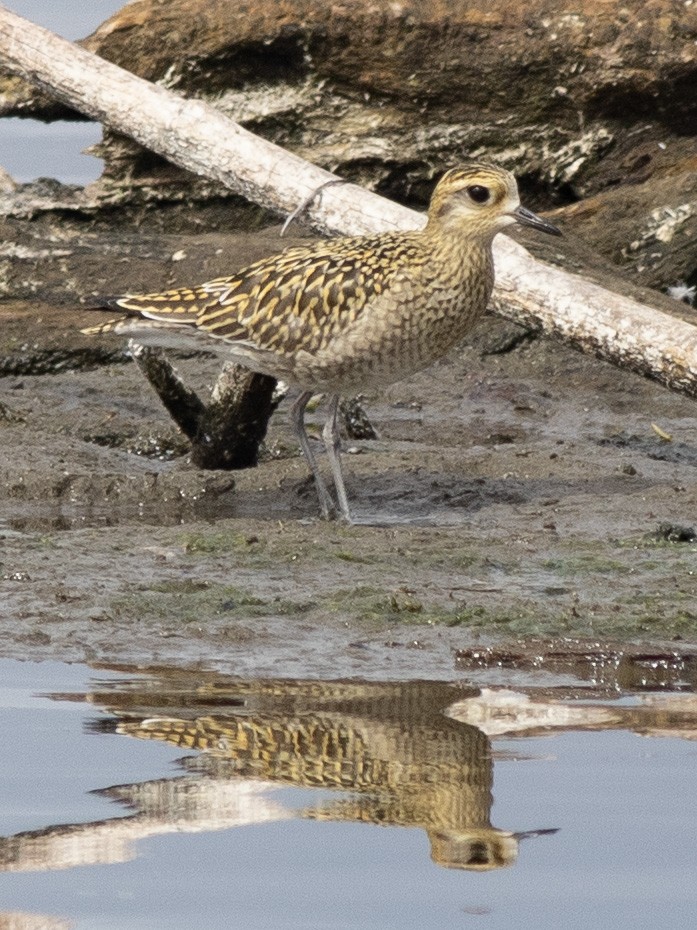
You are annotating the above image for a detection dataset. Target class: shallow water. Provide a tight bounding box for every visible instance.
[1,660,696,929]
[1,1,125,186]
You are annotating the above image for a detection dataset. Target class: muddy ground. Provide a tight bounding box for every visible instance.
[0,219,695,681]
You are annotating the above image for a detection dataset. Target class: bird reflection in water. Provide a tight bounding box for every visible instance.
[0,674,556,875]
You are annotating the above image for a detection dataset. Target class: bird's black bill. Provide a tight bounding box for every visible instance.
[512,205,562,237]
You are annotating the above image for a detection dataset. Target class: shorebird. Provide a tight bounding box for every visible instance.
[84,163,561,520]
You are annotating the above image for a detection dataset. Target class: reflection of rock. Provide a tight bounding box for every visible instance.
[455,644,697,696]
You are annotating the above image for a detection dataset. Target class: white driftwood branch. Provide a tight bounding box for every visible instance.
[1,5,696,398]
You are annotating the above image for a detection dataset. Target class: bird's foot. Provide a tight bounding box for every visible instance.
[318,497,353,524]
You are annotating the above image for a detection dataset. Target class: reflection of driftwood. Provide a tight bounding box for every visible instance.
[1,6,696,468]
[0,777,290,872]
[0,914,71,930]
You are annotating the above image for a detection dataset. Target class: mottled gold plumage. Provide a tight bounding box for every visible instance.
[85,162,560,520]
[98,677,520,870]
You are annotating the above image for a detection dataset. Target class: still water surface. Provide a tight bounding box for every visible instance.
[0,660,696,929]
[0,1,126,184]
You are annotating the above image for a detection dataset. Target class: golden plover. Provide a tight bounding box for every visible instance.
[84,163,561,520]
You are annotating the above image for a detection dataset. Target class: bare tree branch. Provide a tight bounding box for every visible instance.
[128,343,207,442]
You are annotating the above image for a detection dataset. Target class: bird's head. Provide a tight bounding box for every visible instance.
[426,163,561,242]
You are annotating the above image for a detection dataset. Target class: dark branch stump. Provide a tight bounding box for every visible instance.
[131,343,279,469]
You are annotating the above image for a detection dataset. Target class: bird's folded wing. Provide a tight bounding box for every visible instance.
[83,234,419,358]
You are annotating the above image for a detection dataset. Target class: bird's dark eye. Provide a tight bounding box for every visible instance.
[467,185,491,204]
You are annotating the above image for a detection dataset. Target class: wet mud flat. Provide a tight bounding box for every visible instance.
[0,222,696,677]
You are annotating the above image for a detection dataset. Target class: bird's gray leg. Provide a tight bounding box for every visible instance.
[289,390,336,519]
[322,393,352,522]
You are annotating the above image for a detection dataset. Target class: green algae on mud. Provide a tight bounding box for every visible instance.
[99,519,697,644]
[109,581,310,625]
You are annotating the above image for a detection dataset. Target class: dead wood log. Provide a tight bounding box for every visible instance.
[0,5,695,469]
[189,365,280,470]
[129,343,281,468]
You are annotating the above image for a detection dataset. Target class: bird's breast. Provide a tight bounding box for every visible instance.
[288,246,494,392]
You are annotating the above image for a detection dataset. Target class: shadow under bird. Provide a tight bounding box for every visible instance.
[84,162,561,521]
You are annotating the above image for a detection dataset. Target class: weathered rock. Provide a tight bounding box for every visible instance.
[2,0,696,200]
[0,0,696,297]
[550,153,697,295]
